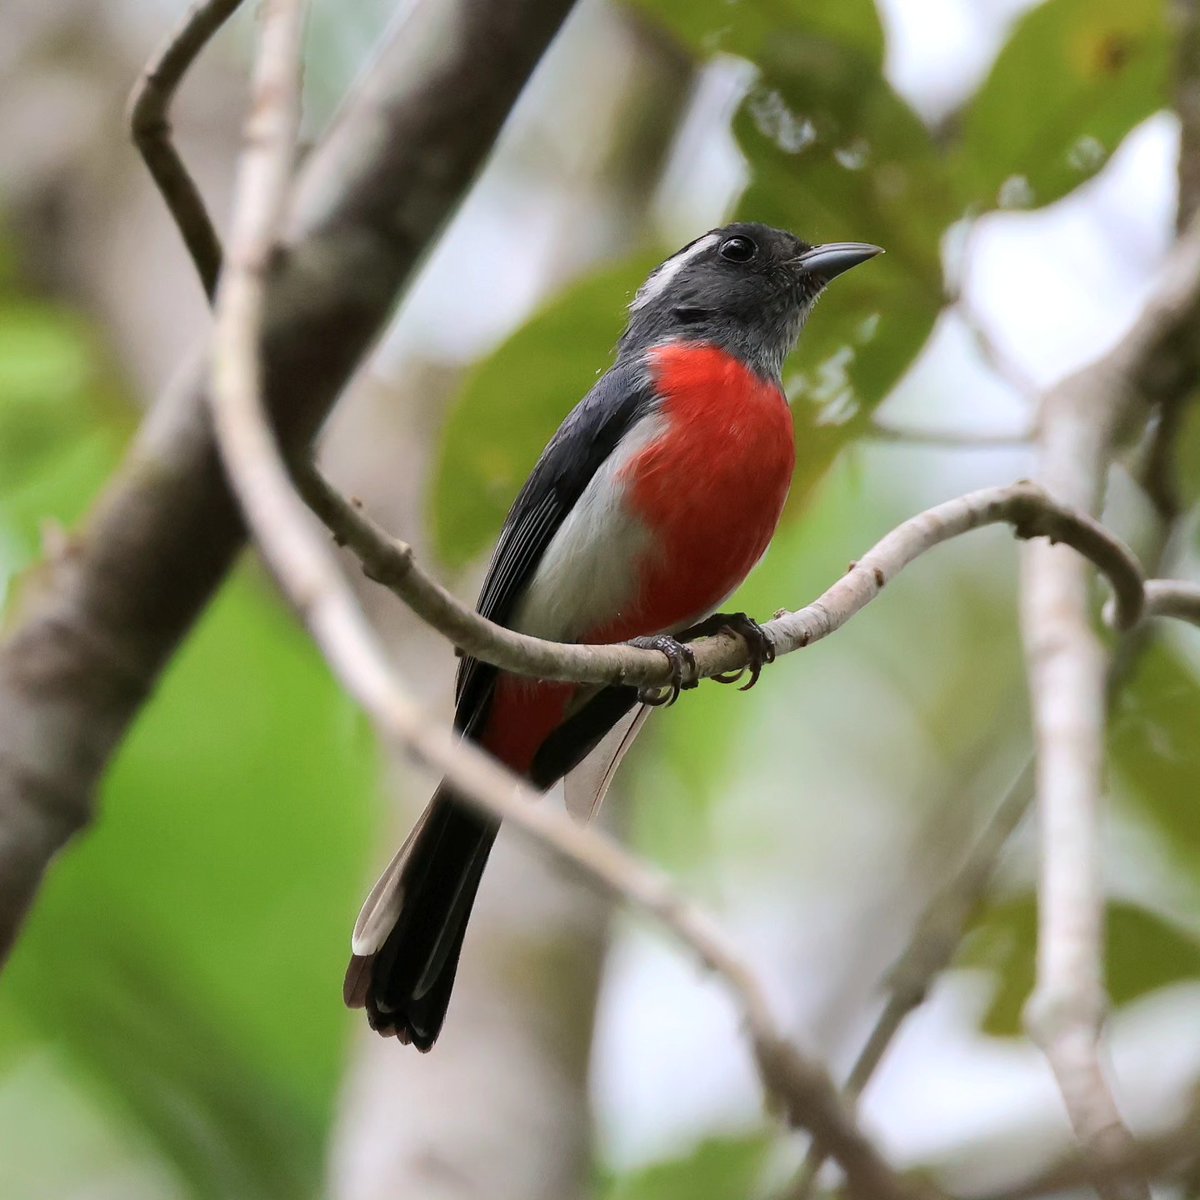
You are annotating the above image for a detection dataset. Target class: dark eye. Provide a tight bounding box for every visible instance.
[719,235,757,263]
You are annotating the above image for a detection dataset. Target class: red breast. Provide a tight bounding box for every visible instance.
[483,341,795,774]
[590,341,795,643]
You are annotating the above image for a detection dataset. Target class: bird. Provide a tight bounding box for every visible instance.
[343,222,882,1049]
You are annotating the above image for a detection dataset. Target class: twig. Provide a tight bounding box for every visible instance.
[794,480,1189,1200]
[1135,399,1187,526]
[207,9,924,1199]
[795,222,1200,1200]
[948,219,1041,403]
[867,418,1034,450]
[303,468,1145,691]
[1015,226,1200,1200]
[790,763,1035,1200]
[128,0,245,299]
[1141,579,1200,622]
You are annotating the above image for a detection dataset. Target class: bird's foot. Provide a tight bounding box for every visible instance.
[679,612,776,691]
[629,634,698,707]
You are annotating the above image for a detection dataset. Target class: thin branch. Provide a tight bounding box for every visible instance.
[948,219,1041,403]
[957,299,1042,404]
[303,468,1145,692]
[1135,399,1187,526]
[978,1101,1200,1200]
[790,763,1035,1200]
[1017,218,1200,1200]
[127,0,245,299]
[1142,579,1200,622]
[795,222,1200,1200]
[867,418,1034,450]
[208,17,925,1200]
[798,492,1188,1200]
[1174,0,1200,232]
[0,0,575,965]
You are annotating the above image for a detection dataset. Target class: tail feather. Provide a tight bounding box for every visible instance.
[345,786,498,1051]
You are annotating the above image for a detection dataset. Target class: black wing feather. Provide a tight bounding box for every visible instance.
[454,360,653,737]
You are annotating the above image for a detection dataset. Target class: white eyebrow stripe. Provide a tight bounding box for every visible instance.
[630,232,720,311]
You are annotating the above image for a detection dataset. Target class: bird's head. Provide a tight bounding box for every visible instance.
[619,222,882,381]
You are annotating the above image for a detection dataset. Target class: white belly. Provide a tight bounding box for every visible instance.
[512,413,665,643]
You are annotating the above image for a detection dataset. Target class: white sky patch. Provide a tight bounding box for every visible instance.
[630,232,720,311]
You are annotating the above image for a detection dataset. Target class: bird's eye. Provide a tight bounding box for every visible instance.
[719,235,757,263]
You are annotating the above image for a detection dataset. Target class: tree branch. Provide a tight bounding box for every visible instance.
[0,0,576,965]
[977,1101,1200,1200]
[1141,579,1200,622]
[1174,0,1200,232]
[1018,213,1200,1199]
[790,763,1035,1200]
[866,418,1034,450]
[302,468,1145,692]
[127,0,246,299]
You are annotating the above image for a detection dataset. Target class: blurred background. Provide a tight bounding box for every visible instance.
[2,0,1200,1196]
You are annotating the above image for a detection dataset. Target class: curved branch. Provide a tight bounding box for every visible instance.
[1019,215,1200,1200]
[1142,578,1200,623]
[128,0,245,298]
[303,469,1145,689]
[979,1101,1200,1200]
[867,418,1034,449]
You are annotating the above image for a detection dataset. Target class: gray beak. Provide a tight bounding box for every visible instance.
[797,242,884,283]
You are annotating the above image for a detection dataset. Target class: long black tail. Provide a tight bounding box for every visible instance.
[344,788,498,1051]
[344,685,641,1049]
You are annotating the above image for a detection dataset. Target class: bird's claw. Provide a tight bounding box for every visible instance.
[687,612,776,691]
[630,634,698,706]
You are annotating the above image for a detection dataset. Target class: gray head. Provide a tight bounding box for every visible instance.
[617,222,882,381]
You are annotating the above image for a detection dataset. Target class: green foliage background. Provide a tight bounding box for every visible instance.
[3,0,1198,1197]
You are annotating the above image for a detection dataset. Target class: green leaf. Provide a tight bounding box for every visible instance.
[1111,639,1200,868]
[1,572,378,1197]
[0,297,130,582]
[598,1133,772,1200]
[964,897,1200,1037]
[631,0,885,67]
[736,39,952,272]
[781,254,940,516]
[731,38,949,492]
[956,0,1169,210]
[431,257,658,567]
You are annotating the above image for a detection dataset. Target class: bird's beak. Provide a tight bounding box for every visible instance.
[796,242,884,282]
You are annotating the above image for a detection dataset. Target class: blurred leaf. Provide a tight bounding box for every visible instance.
[732,34,948,507]
[1169,400,1200,514]
[956,0,1168,210]
[432,257,657,566]
[1,572,377,1197]
[736,41,951,273]
[1111,639,1200,866]
[0,297,129,576]
[597,1133,772,1200]
[964,896,1200,1037]
[778,254,940,516]
[674,7,950,451]
[632,0,884,66]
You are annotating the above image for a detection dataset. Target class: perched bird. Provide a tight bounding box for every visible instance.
[344,222,881,1049]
